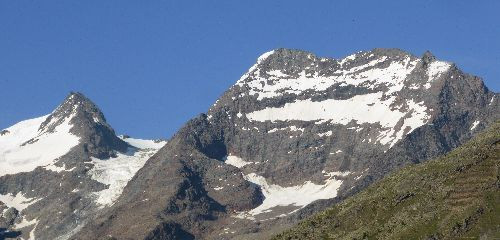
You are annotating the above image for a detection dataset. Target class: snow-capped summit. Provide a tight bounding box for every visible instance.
[0,92,128,178]
[0,92,166,240]
[43,92,129,159]
[38,92,107,132]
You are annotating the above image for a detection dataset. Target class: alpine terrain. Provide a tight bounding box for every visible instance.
[273,121,500,240]
[0,48,498,239]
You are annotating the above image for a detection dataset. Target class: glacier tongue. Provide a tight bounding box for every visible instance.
[89,137,166,207]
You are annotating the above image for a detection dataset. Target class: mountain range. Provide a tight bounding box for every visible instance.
[0,48,498,239]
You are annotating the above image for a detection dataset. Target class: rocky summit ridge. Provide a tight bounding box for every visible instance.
[0,48,498,240]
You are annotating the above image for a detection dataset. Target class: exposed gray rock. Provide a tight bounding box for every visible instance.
[75,48,499,239]
[1,48,498,240]
[1,208,18,226]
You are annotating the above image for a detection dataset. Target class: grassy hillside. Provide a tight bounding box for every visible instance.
[273,122,500,240]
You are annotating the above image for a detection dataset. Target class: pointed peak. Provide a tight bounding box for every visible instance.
[422,50,436,66]
[60,92,105,121]
[41,92,128,159]
[39,92,107,134]
[61,91,98,111]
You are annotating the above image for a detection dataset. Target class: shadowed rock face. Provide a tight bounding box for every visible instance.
[74,48,498,240]
[1,48,498,240]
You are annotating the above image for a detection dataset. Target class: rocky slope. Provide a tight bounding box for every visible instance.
[272,121,500,240]
[0,48,498,240]
[75,48,498,239]
[0,92,166,239]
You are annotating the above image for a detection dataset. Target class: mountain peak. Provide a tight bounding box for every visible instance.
[249,48,417,74]
[252,48,315,67]
[38,92,107,134]
[65,91,97,108]
[422,50,436,66]
[42,92,128,159]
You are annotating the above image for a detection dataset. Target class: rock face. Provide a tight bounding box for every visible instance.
[0,48,498,240]
[272,121,500,240]
[76,48,498,239]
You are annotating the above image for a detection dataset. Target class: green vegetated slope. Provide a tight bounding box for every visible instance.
[273,122,500,240]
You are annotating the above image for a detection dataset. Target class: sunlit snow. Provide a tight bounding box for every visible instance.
[14,216,37,229]
[233,51,454,147]
[235,171,348,220]
[470,120,480,130]
[89,138,166,207]
[224,154,253,168]
[318,131,332,137]
[0,192,40,212]
[237,55,419,100]
[425,61,451,89]
[0,113,80,176]
[226,155,349,220]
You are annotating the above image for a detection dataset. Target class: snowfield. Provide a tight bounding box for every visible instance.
[246,93,431,146]
[0,113,80,177]
[0,192,40,213]
[225,155,349,220]
[89,137,166,207]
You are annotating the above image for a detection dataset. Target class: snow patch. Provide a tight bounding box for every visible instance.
[43,163,75,173]
[318,131,332,137]
[15,217,37,229]
[224,155,253,168]
[268,126,304,133]
[236,170,348,219]
[247,93,430,147]
[236,50,275,84]
[0,113,80,176]
[323,171,350,177]
[425,61,451,89]
[470,120,480,130]
[427,61,451,79]
[330,150,343,154]
[121,137,167,149]
[29,221,38,240]
[0,192,40,212]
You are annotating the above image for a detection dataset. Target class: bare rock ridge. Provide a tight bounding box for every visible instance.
[0,48,498,240]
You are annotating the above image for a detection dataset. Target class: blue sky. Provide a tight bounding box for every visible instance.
[1,1,499,139]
